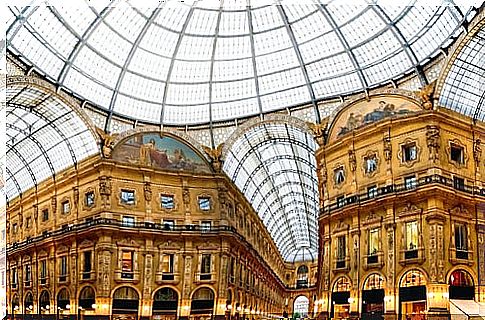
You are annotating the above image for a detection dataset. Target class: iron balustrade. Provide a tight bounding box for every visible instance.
[321,174,484,216]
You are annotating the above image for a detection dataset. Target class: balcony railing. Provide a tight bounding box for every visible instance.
[322,174,484,215]
[6,217,287,290]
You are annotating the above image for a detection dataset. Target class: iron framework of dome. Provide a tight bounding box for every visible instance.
[6,1,477,126]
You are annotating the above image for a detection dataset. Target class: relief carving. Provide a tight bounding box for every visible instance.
[99,176,112,196]
[51,197,57,215]
[98,250,111,295]
[437,224,445,282]
[387,227,395,286]
[429,224,437,281]
[426,125,440,162]
[479,233,485,285]
[144,254,153,297]
[383,134,392,162]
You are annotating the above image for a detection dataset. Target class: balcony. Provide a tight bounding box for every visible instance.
[367,255,378,264]
[322,173,484,216]
[81,271,95,281]
[197,272,216,283]
[155,272,180,284]
[58,275,68,283]
[450,248,473,265]
[399,248,425,266]
[405,250,418,260]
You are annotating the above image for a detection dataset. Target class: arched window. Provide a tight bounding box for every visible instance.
[400,270,426,288]
[333,277,352,292]
[39,290,50,313]
[363,273,385,290]
[24,292,34,313]
[153,287,178,314]
[112,287,139,315]
[191,287,215,315]
[79,286,95,309]
[57,288,70,309]
[12,294,20,314]
[449,270,475,300]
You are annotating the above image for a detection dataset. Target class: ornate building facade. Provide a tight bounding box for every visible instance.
[6,130,317,320]
[315,90,485,319]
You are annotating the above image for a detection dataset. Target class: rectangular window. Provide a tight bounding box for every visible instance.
[161,195,174,209]
[62,201,70,214]
[337,236,346,262]
[42,209,49,221]
[25,217,31,229]
[83,251,92,273]
[121,251,134,279]
[201,254,211,274]
[201,221,211,233]
[25,265,31,286]
[12,268,18,286]
[121,190,135,205]
[406,221,419,254]
[455,224,468,259]
[198,197,211,211]
[122,216,135,227]
[453,177,465,191]
[60,256,67,279]
[40,260,47,278]
[85,192,95,207]
[402,143,417,162]
[405,176,417,190]
[368,185,377,198]
[163,220,175,230]
[162,254,174,274]
[12,223,18,234]
[450,144,464,164]
[369,228,379,255]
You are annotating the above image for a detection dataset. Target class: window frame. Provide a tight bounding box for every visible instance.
[120,189,136,205]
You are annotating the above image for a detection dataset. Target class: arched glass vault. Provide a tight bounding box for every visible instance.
[438,18,485,121]
[6,1,477,126]
[5,83,99,201]
[223,122,319,262]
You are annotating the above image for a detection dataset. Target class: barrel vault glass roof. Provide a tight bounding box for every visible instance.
[6,1,475,125]
[6,84,99,201]
[223,123,319,262]
[439,23,485,121]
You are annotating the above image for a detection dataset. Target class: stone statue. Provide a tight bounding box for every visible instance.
[474,138,482,166]
[383,135,392,162]
[95,127,119,158]
[308,119,329,147]
[416,80,436,110]
[348,149,357,172]
[203,143,224,172]
[144,182,152,202]
[426,125,440,162]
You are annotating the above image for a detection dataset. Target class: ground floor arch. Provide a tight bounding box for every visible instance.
[449,269,475,300]
[112,286,140,320]
[191,287,215,317]
[39,290,51,314]
[362,273,385,320]
[293,295,309,318]
[399,269,427,320]
[331,276,352,319]
[153,287,178,319]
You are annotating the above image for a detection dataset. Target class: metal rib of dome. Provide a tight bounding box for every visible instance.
[6,1,475,126]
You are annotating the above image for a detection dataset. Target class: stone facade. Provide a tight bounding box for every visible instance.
[315,93,485,319]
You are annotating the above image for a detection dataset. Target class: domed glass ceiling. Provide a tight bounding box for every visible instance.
[7,1,473,125]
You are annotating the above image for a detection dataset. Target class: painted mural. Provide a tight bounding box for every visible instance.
[112,133,211,173]
[329,96,422,143]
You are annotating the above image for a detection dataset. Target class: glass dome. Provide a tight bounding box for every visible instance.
[6,0,473,125]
